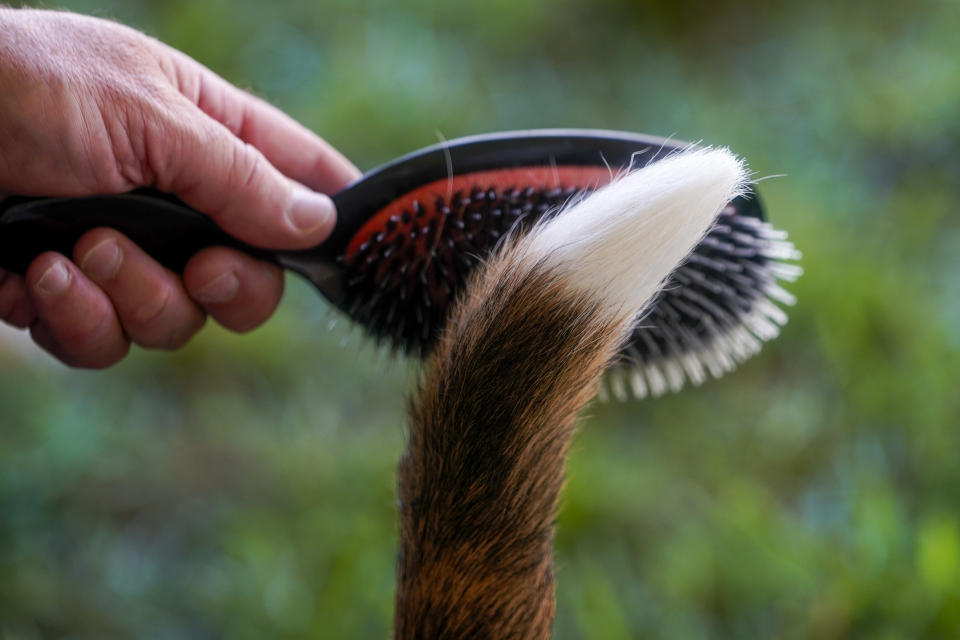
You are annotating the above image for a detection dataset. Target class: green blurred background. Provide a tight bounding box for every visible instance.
[2,0,959,638]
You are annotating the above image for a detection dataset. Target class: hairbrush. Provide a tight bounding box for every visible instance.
[0,129,800,398]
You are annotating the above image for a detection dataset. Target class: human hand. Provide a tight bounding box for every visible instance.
[0,8,360,367]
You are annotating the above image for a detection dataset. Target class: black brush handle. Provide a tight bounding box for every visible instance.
[0,188,276,274]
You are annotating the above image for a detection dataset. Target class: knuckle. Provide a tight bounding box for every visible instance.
[150,313,205,351]
[211,89,246,138]
[232,142,266,192]
[58,312,115,349]
[125,287,206,350]
[1,276,33,327]
[53,323,127,369]
[128,286,171,329]
[101,87,182,190]
[4,300,36,329]
[150,105,207,193]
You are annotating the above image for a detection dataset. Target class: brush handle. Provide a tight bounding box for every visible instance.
[0,189,279,275]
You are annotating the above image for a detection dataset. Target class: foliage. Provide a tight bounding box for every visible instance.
[2,0,958,637]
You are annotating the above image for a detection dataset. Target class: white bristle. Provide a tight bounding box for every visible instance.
[764,283,798,306]
[664,358,686,393]
[680,350,707,386]
[769,262,804,282]
[609,368,630,401]
[523,147,749,316]
[629,366,649,399]
[645,363,669,397]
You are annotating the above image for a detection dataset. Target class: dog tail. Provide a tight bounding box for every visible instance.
[395,148,748,639]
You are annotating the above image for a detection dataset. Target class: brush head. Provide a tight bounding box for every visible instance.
[330,131,800,398]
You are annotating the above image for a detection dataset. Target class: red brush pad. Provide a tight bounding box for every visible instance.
[345,166,615,258]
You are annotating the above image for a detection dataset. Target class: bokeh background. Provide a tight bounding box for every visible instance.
[2,0,959,638]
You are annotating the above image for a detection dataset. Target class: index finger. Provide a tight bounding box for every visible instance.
[163,46,361,193]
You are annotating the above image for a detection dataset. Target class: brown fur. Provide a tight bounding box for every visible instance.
[395,244,636,639]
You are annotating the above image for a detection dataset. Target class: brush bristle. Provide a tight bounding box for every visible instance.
[606,204,802,400]
[341,183,580,353]
[338,150,800,399]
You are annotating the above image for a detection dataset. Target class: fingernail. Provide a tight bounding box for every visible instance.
[36,261,72,295]
[194,270,239,304]
[80,239,122,281]
[287,189,335,236]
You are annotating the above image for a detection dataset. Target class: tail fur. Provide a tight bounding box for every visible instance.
[395,148,748,639]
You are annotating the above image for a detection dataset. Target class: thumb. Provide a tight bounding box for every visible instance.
[157,104,337,249]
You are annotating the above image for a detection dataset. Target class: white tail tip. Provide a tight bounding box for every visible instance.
[525,147,749,315]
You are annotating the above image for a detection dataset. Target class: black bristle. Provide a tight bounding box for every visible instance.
[337,183,800,371]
